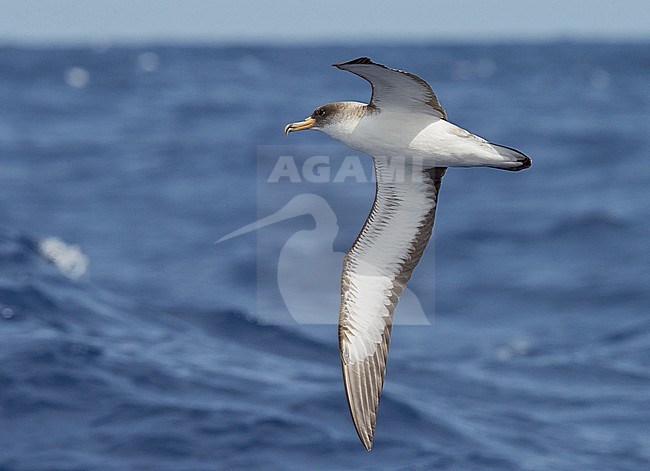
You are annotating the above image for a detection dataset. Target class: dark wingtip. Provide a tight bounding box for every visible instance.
[333,57,374,68]
[518,156,532,170]
[506,155,532,171]
[489,143,533,172]
[495,156,532,172]
[359,433,373,451]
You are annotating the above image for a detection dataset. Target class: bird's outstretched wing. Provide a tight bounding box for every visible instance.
[338,161,446,450]
[333,57,446,119]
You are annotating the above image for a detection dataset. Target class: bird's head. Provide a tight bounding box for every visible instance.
[284,103,339,135]
[284,102,365,138]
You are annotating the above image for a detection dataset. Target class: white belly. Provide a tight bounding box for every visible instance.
[337,112,506,168]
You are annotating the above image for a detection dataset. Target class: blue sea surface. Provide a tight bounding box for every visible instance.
[0,43,649,470]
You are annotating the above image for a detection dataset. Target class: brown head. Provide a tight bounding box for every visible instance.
[284,102,365,136]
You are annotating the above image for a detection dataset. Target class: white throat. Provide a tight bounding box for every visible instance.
[319,101,366,143]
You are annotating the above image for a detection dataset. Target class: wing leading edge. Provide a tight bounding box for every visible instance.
[333,57,446,119]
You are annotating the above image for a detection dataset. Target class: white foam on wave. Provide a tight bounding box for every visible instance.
[497,339,533,360]
[38,237,89,280]
[137,52,160,73]
[65,67,90,89]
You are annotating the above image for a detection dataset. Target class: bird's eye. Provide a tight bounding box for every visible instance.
[316,108,326,116]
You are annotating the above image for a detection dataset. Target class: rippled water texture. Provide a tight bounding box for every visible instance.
[0,43,649,469]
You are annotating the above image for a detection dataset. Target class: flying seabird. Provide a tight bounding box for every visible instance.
[284,57,532,450]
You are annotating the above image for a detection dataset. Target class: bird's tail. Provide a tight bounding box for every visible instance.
[488,143,532,171]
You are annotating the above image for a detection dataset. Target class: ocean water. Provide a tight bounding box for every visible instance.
[0,43,649,470]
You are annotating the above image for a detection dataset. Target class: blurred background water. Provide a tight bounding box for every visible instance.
[0,43,649,470]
